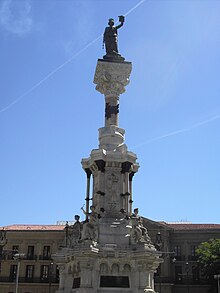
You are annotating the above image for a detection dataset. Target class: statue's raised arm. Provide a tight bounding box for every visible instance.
[115,15,125,29]
[103,16,125,62]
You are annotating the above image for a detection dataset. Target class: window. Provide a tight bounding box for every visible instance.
[26,265,34,280]
[41,265,49,281]
[191,245,196,256]
[9,246,19,260]
[12,245,19,252]
[10,265,17,281]
[73,277,81,288]
[56,265,59,282]
[174,245,182,261]
[27,246,35,260]
[43,246,50,259]
[190,245,197,260]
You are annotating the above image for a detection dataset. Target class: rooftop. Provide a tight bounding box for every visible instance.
[1,222,220,232]
[165,223,220,230]
[0,224,65,231]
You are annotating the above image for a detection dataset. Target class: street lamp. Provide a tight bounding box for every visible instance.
[154,231,176,293]
[13,253,25,293]
[49,261,54,293]
[214,274,220,293]
[185,262,190,293]
[0,228,27,293]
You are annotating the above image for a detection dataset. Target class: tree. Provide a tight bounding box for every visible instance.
[196,238,220,280]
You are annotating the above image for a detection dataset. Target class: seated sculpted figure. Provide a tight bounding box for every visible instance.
[130,208,151,244]
[138,218,152,244]
[130,208,142,243]
[81,205,99,241]
[66,215,82,248]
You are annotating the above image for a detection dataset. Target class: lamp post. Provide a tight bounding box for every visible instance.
[13,253,25,293]
[214,274,220,293]
[49,261,54,293]
[185,262,190,293]
[154,231,176,293]
[0,228,27,293]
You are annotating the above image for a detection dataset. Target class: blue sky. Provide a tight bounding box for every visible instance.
[0,0,220,226]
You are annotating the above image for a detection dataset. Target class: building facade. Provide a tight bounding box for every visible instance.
[0,225,65,293]
[1,222,220,293]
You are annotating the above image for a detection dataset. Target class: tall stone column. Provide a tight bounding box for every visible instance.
[94,60,132,151]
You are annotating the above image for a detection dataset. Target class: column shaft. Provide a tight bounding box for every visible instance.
[85,169,92,221]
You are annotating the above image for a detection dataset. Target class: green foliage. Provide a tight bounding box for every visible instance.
[196,238,220,280]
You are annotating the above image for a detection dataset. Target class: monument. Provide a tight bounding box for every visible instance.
[53,17,162,293]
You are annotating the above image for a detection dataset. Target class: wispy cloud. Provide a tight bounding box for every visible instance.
[133,114,220,149]
[0,0,146,114]
[0,0,33,36]
[62,1,97,57]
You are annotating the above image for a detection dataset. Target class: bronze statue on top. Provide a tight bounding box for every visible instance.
[103,16,125,62]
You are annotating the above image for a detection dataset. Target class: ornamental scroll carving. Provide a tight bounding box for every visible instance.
[94,61,132,96]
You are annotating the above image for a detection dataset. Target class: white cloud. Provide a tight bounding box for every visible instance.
[62,1,96,57]
[0,0,33,36]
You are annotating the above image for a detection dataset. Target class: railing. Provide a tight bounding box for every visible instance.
[39,255,51,260]
[175,277,210,285]
[155,276,175,283]
[26,254,38,260]
[174,255,186,261]
[155,276,210,285]
[0,276,59,283]
[6,254,38,261]
[6,254,48,261]
[188,255,198,261]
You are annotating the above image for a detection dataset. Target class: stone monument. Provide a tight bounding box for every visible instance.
[53,17,162,293]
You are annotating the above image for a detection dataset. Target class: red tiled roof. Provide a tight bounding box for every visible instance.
[165,223,220,230]
[0,225,65,231]
[1,223,220,232]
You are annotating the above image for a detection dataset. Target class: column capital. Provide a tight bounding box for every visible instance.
[94,59,132,97]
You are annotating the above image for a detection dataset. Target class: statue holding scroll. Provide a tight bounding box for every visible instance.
[103,16,125,61]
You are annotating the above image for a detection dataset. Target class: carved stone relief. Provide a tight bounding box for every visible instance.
[94,61,132,97]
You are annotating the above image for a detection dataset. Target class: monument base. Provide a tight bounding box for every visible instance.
[103,53,125,62]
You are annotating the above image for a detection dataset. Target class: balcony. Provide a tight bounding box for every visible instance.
[26,254,38,260]
[39,255,51,260]
[0,276,59,283]
[6,254,38,261]
[174,255,185,261]
[188,255,198,261]
[155,276,175,284]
